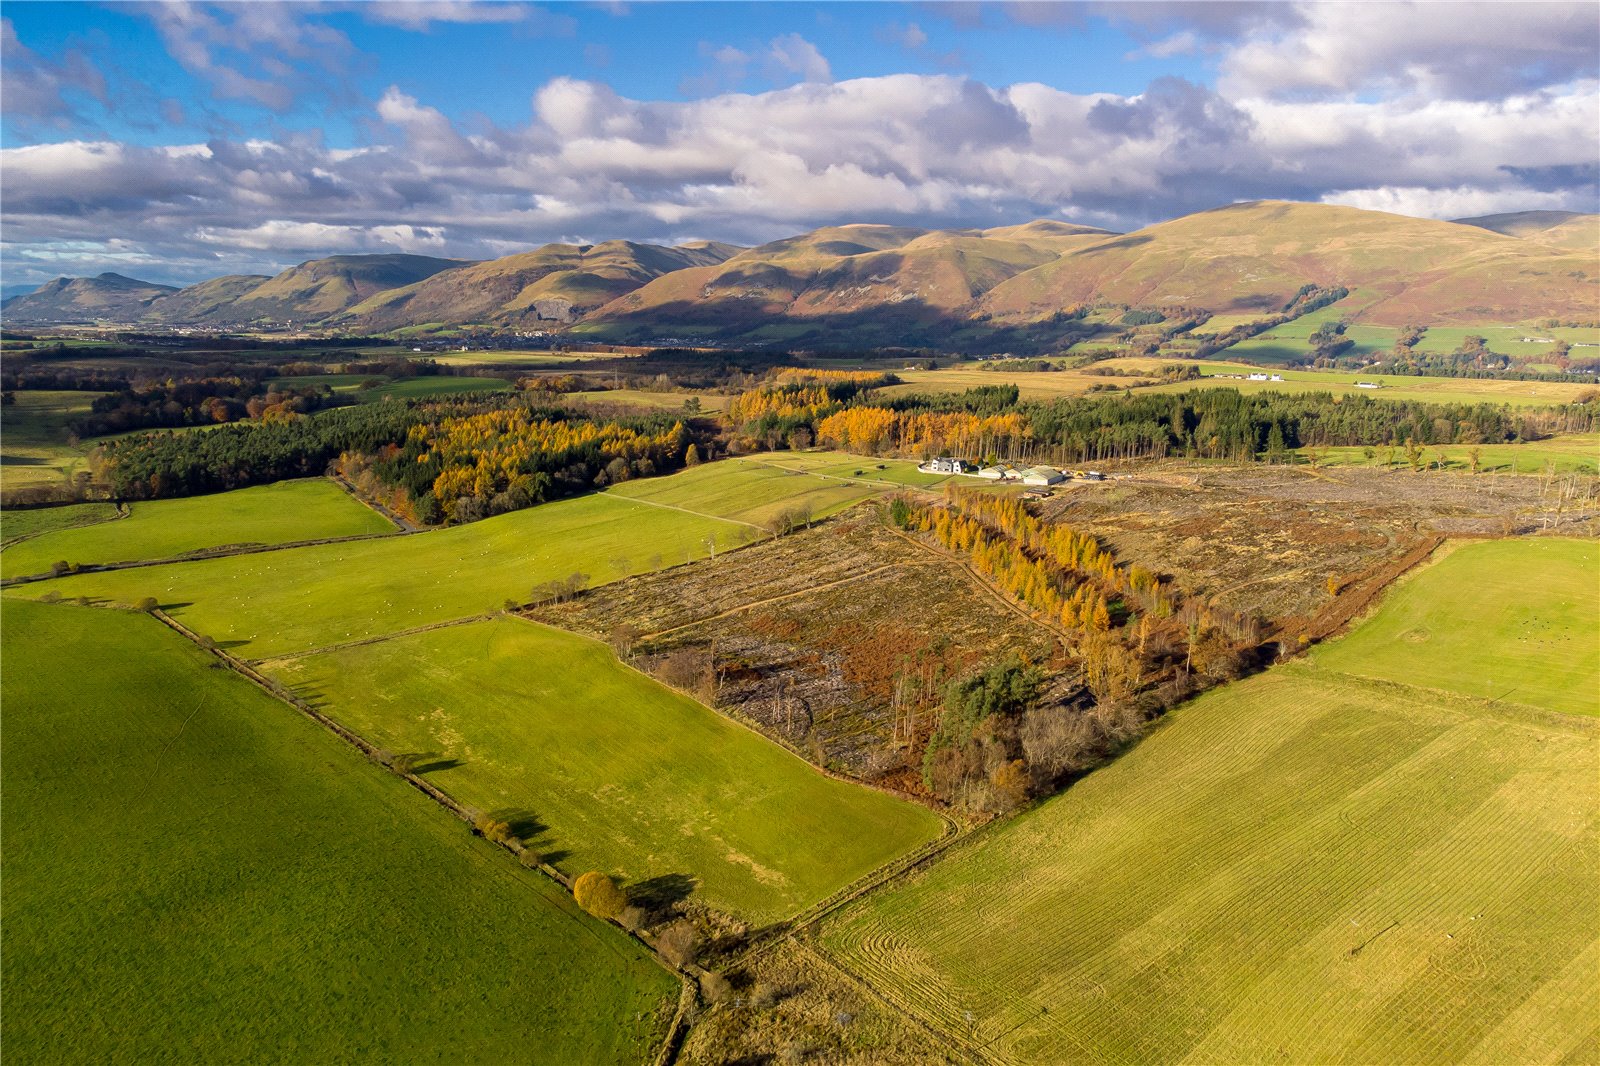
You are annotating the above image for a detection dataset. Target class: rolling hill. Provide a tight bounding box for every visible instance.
[1454,209,1600,251]
[140,274,272,324]
[582,221,1116,345]
[335,239,742,332]
[7,202,1593,344]
[2,272,178,325]
[978,200,1599,326]
[201,253,472,326]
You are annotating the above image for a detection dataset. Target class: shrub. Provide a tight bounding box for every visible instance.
[136,596,159,613]
[655,920,699,967]
[473,813,515,845]
[573,871,627,920]
[518,848,542,869]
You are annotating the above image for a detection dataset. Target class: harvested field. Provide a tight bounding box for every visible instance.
[1036,463,1582,623]
[823,552,1600,1064]
[534,511,1062,783]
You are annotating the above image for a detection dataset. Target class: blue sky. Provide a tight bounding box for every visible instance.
[2,2,1218,146]
[2,1,1597,287]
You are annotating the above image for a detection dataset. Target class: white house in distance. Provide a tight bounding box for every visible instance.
[918,456,973,474]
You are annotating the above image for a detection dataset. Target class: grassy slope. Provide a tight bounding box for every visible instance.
[1313,539,1599,716]
[0,390,102,488]
[1,600,675,1065]
[0,501,118,543]
[1,479,396,579]
[823,538,1599,1064]
[265,618,944,923]
[10,457,906,657]
[981,200,1599,326]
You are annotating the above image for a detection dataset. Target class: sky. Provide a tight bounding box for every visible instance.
[2,0,1597,288]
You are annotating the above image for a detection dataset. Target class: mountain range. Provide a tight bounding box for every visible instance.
[4,202,1594,349]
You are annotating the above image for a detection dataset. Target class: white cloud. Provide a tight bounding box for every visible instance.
[2,69,1595,286]
[766,33,832,84]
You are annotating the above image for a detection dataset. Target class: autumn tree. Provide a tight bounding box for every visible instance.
[573,871,627,919]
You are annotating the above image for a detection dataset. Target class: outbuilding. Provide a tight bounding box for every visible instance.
[1020,466,1066,486]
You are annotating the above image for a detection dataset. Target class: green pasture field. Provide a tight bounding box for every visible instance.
[0,389,103,488]
[1305,434,1598,475]
[1,479,397,580]
[1313,538,1599,716]
[264,618,944,923]
[824,538,1600,1063]
[1412,325,1600,360]
[1224,298,1395,364]
[1134,361,1593,407]
[1,600,676,1065]
[360,376,512,400]
[749,451,957,489]
[605,455,896,528]
[12,489,746,658]
[0,501,117,544]
[10,457,900,657]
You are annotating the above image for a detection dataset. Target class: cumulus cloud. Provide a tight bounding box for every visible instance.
[2,65,1596,287]
[1218,1,1600,100]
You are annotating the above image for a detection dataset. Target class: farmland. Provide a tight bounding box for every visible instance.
[0,389,102,489]
[880,359,1595,409]
[0,500,117,543]
[822,538,1600,1064]
[261,617,945,922]
[1306,433,1599,475]
[8,457,917,658]
[2,600,676,1064]
[1313,538,1598,716]
[1,478,396,579]
[1140,361,1594,407]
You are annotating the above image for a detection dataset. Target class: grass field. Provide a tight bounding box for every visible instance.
[2,600,676,1064]
[0,390,102,488]
[10,457,905,657]
[1,479,397,579]
[1137,361,1594,407]
[0,501,118,543]
[879,366,1119,402]
[1313,539,1599,716]
[823,538,1600,1064]
[263,618,944,922]
[1305,433,1599,475]
[607,455,903,528]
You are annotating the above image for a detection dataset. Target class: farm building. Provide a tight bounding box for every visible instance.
[1021,466,1066,486]
[977,464,1019,480]
[919,457,972,474]
[1355,381,1381,389]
